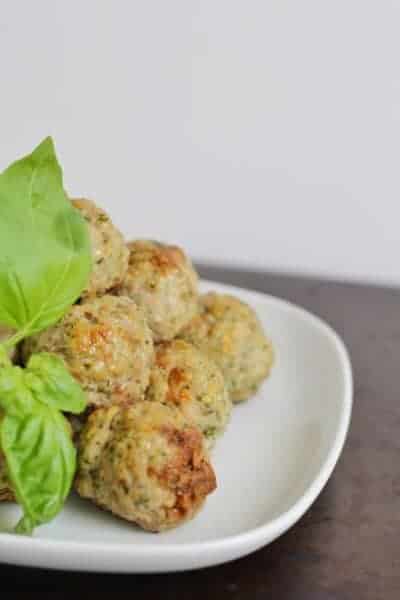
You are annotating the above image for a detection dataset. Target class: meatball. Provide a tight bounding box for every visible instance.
[147,340,231,448]
[22,295,154,408]
[0,452,13,502]
[75,402,216,532]
[72,198,129,297]
[181,293,274,403]
[118,240,198,341]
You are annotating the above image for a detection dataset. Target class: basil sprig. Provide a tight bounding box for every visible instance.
[0,137,91,346]
[0,139,91,533]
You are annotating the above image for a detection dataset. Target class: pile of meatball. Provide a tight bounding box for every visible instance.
[1,199,275,532]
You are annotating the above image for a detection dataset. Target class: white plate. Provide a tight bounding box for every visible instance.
[0,280,353,573]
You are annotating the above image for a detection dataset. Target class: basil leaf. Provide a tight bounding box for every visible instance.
[25,353,87,415]
[1,402,76,534]
[0,345,11,369]
[0,366,35,416]
[0,137,91,340]
[0,363,77,533]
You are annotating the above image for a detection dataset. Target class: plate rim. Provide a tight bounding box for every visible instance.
[0,280,353,570]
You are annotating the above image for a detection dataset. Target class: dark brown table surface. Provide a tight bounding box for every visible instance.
[1,265,399,599]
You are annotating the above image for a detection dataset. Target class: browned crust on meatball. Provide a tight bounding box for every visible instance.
[0,489,14,502]
[156,424,217,522]
[148,244,186,273]
[154,344,193,406]
[165,368,192,406]
[0,450,13,503]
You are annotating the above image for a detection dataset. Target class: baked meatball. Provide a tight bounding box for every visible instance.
[75,402,216,532]
[181,293,274,403]
[72,198,129,297]
[147,340,231,448]
[118,240,198,341]
[0,452,13,502]
[22,295,154,408]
